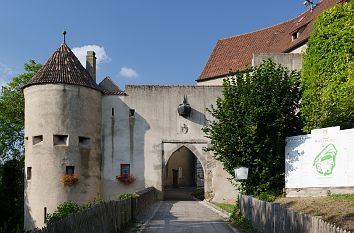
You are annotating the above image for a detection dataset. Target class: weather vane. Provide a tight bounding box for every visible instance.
[304,0,315,11]
[63,31,67,44]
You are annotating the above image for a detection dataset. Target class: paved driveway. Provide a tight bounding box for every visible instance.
[140,201,238,233]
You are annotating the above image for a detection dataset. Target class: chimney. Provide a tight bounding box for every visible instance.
[86,51,96,82]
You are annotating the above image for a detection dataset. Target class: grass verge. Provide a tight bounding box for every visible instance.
[211,202,234,214]
[213,201,256,233]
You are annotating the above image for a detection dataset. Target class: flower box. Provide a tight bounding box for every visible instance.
[116,175,135,185]
[61,174,79,186]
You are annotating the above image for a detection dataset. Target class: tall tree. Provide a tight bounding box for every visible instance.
[0,60,41,232]
[0,158,24,233]
[301,1,354,132]
[203,60,301,195]
[0,60,42,160]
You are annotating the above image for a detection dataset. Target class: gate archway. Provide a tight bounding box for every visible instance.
[163,143,210,200]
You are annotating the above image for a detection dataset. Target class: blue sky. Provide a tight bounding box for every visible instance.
[0,0,306,89]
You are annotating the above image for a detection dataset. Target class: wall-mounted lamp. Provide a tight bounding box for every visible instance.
[234,167,249,180]
[178,95,191,117]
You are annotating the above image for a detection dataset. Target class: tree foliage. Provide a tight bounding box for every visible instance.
[0,158,24,233]
[301,1,354,132]
[203,60,301,195]
[0,60,42,159]
[0,61,41,232]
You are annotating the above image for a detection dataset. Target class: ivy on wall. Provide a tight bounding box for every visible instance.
[301,0,354,132]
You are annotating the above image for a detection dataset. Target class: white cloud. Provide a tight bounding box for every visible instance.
[0,63,13,89]
[119,66,139,79]
[72,45,111,69]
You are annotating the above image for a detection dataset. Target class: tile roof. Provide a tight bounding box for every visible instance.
[23,43,101,91]
[99,77,127,95]
[198,0,341,81]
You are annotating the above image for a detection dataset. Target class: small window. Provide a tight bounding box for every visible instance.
[78,136,91,148]
[33,135,43,145]
[25,137,29,147]
[129,109,135,117]
[53,135,68,146]
[292,32,298,41]
[66,166,75,176]
[112,108,115,116]
[292,27,305,41]
[27,167,32,180]
[120,164,130,178]
[178,167,183,178]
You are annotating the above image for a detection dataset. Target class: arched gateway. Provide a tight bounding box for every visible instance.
[162,142,214,199]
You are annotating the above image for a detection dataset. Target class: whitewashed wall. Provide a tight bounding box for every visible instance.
[101,85,238,202]
[285,126,354,196]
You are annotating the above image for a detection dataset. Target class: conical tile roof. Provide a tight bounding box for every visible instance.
[23,43,101,91]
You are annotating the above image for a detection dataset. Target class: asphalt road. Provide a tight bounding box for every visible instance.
[140,200,238,233]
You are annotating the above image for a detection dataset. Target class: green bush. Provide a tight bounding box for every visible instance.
[301,0,354,132]
[256,191,279,202]
[81,197,104,209]
[118,193,139,200]
[46,194,138,224]
[46,201,81,224]
[203,59,301,196]
[231,199,256,233]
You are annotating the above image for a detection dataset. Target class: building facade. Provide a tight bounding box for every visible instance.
[23,0,341,230]
[23,44,236,230]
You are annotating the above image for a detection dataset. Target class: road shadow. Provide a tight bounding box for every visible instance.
[163,187,196,201]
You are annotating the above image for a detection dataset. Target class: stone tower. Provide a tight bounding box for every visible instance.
[23,43,102,230]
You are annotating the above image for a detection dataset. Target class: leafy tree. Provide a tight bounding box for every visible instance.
[203,60,301,195]
[0,60,42,160]
[0,61,41,232]
[301,1,354,132]
[0,158,24,233]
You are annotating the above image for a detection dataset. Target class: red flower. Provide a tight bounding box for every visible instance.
[61,174,79,186]
[116,175,135,185]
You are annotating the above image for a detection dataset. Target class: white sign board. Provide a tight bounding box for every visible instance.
[235,167,249,180]
[285,126,354,189]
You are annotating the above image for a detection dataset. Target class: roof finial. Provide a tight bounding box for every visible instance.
[63,31,67,44]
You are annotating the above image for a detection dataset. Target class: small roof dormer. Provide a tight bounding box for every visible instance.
[23,42,101,91]
[99,77,126,95]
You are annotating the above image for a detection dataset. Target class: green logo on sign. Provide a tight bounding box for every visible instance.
[313,144,337,176]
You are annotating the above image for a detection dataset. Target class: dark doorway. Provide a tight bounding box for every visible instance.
[164,146,205,200]
[172,169,178,187]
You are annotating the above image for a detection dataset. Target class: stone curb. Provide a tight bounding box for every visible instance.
[200,200,231,220]
[200,201,241,233]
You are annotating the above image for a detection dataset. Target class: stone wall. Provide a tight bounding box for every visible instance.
[101,85,237,202]
[252,53,303,71]
[24,84,102,230]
